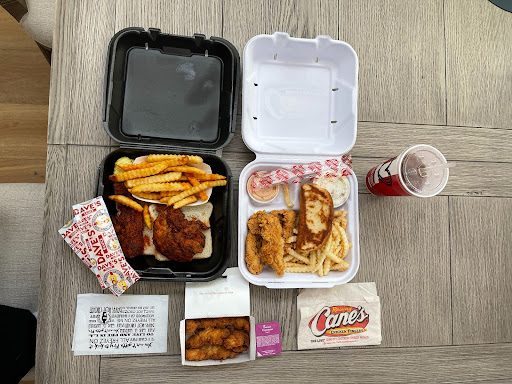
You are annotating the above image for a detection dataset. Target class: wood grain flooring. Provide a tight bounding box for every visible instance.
[339,0,446,125]
[445,0,512,129]
[450,197,512,345]
[100,343,512,384]
[0,7,49,182]
[36,0,512,383]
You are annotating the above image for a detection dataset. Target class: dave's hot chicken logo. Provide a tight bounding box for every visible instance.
[309,305,369,337]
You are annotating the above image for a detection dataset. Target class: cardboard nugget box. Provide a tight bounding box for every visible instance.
[180,267,256,366]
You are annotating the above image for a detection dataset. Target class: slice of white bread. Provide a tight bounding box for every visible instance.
[181,203,213,228]
[145,203,213,260]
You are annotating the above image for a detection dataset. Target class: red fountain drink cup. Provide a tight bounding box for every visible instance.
[366,145,449,197]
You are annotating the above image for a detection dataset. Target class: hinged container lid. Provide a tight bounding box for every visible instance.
[104,28,240,151]
[242,33,358,157]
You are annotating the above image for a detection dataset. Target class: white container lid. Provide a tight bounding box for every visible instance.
[238,33,360,288]
[242,32,358,156]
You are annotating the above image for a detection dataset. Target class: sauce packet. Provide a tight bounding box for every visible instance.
[251,155,352,189]
[297,282,381,349]
[59,217,105,288]
[58,197,139,296]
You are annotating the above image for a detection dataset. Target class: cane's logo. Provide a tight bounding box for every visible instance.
[309,305,369,337]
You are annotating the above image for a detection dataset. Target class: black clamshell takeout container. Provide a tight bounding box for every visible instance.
[97,27,240,282]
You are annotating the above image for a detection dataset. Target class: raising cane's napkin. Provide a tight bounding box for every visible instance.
[180,268,256,366]
[72,294,168,355]
[297,282,381,350]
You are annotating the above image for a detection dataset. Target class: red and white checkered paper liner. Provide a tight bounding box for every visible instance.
[251,155,353,189]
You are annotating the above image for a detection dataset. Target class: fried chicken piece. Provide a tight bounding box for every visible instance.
[113,205,144,258]
[247,211,265,234]
[186,317,251,333]
[259,213,285,276]
[245,232,263,274]
[223,330,250,353]
[153,207,207,262]
[271,209,297,242]
[185,345,238,361]
[186,328,231,348]
[246,211,285,276]
[245,212,266,274]
[230,317,251,333]
[185,319,199,334]
[113,182,130,196]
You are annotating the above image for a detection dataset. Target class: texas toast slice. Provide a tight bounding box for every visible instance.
[296,184,334,252]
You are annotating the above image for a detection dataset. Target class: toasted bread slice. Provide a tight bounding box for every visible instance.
[296,184,334,252]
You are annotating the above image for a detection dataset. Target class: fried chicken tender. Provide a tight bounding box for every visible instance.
[113,205,144,258]
[271,209,296,243]
[186,328,231,348]
[245,211,285,276]
[259,213,285,276]
[245,231,263,275]
[223,330,250,353]
[186,317,250,333]
[153,207,207,262]
[185,345,238,361]
[185,320,198,334]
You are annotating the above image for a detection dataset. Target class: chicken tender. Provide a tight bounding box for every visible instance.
[113,205,144,258]
[271,209,296,243]
[245,211,265,274]
[259,213,285,276]
[245,211,285,276]
[186,328,231,348]
[185,345,238,361]
[185,320,199,334]
[186,317,250,333]
[113,182,130,196]
[153,207,207,262]
[245,232,263,274]
[223,330,250,353]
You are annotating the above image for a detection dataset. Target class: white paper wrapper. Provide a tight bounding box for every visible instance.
[297,282,381,349]
[72,294,168,355]
[181,268,256,366]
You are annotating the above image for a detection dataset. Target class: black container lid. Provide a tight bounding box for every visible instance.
[104,28,240,151]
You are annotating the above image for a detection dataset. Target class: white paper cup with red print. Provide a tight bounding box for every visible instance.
[366,145,449,197]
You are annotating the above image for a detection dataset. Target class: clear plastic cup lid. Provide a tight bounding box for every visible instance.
[401,145,449,197]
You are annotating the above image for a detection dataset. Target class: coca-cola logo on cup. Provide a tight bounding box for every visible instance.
[309,305,369,337]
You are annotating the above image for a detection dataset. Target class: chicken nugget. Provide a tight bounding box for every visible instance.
[230,317,250,333]
[188,317,251,333]
[186,320,199,334]
[185,345,237,361]
[186,328,231,349]
[223,330,250,353]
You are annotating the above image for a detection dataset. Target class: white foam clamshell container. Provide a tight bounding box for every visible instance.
[238,32,360,288]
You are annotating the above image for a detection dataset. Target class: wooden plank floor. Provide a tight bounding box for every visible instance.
[101,344,512,384]
[34,0,512,383]
[0,7,49,183]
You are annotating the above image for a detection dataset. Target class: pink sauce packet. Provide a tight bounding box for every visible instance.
[58,217,105,288]
[255,321,281,358]
[59,197,139,296]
